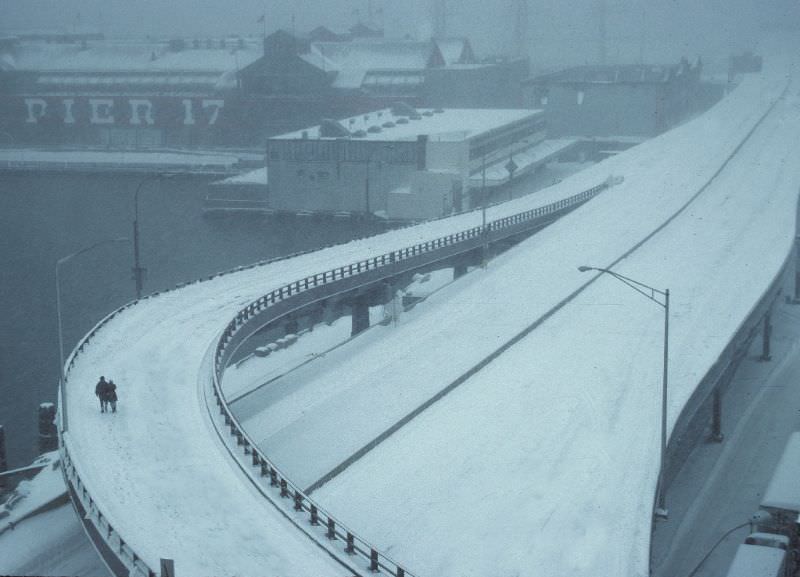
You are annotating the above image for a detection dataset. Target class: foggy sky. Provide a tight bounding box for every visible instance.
[3,0,799,68]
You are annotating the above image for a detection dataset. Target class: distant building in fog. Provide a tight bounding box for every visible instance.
[266,106,557,220]
[523,59,703,138]
[0,30,528,149]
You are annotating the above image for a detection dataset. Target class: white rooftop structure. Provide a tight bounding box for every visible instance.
[0,39,262,74]
[761,431,800,512]
[274,108,541,142]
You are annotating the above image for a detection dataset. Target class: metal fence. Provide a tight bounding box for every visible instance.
[208,181,609,577]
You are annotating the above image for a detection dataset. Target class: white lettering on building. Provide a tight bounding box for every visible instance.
[202,99,224,125]
[89,99,115,124]
[63,99,76,124]
[181,99,195,125]
[129,99,155,125]
[25,98,47,123]
[20,98,225,126]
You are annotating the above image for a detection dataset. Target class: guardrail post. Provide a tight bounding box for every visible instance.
[310,504,319,525]
[370,549,379,572]
[0,425,6,489]
[397,568,405,577]
[345,532,355,554]
[280,478,288,497]
[327,518,336,539]
[293,490,303,511]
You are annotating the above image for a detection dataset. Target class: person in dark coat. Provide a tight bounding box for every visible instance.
[95,376,109,413]
[106,380,118,413]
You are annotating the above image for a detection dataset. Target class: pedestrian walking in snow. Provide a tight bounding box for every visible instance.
[95,376,109,413]
[106,380,118,413]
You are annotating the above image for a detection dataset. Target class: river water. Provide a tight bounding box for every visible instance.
[0,171,385,469]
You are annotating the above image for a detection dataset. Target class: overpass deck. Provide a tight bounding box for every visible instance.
[60,49,800,576]
[302,76,800,576]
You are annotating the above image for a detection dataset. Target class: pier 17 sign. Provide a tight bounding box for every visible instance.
[19,96,226,126]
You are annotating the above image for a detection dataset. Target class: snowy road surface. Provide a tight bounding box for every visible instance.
[60,43,799,577]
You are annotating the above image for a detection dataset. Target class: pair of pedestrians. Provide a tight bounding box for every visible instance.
[94,376,118,413]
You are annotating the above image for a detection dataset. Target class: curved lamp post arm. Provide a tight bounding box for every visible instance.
[578,265,667,307]
[578,263,670,518]
[57,237,129,433]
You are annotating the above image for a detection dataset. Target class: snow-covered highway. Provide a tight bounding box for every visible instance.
[59,43,800,577]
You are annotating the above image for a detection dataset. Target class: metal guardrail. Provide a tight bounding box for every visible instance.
[55,244,345,576]
[208,181,610,577]
[55,181,606,576]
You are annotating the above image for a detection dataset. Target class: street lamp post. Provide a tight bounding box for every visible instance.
[578,264,670,519]
[57,237,129,433]
[133,173,175,299]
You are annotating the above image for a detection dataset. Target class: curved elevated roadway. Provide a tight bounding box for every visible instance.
[59,46,800,577]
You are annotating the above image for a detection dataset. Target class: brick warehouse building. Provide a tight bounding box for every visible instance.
[0,30,528,149]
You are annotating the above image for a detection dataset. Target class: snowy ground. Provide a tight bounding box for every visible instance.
[302,63,800,576]
[55,42,799,577]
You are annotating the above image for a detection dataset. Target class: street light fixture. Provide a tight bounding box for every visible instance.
[578,264,670,519]
[56,237,129,432]
[133,173,177,299]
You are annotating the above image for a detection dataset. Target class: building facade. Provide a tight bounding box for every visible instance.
[0,30,529,149]
[524,59,703,137]
[266,106,546,220]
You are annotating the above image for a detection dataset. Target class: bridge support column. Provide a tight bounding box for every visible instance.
[760,310,772,362]
[284,317,299,335]
[0,425,6,489]
[794,235,800,303]
[351,296,370,336]
[708,387,724,443]
[38,403,57,453]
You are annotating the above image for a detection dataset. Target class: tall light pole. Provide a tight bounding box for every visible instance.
[578,264,670,519]
[133,173,176,299]
[57,237,129,432]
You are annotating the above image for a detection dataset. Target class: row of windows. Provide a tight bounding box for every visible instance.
[269,140,418,163]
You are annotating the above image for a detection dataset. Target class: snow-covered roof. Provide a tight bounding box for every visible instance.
[302,40,443,89]
[273,108,541,142]
[726,544,786,576]
[2,40,262,73]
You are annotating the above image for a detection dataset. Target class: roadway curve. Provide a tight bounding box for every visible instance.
[60,51,797,576]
